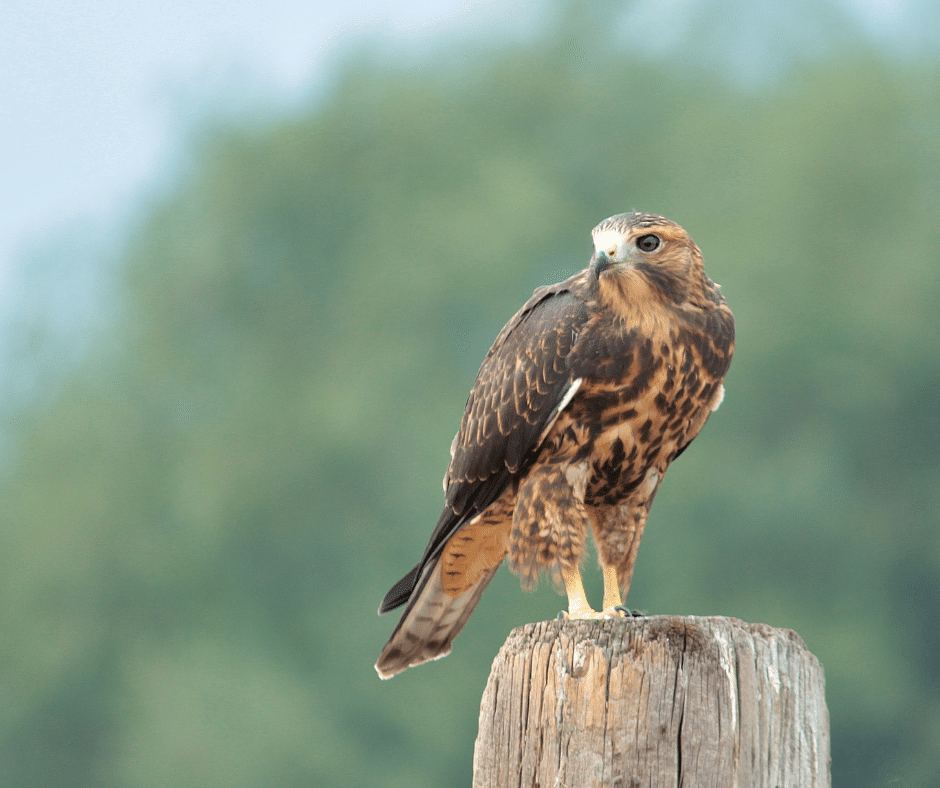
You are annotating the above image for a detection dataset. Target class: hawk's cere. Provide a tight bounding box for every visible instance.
[375,212,735,679]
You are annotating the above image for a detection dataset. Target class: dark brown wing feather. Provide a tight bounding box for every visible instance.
[379,273,590,613]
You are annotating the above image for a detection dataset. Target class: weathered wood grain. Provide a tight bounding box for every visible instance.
[473,616,830,788]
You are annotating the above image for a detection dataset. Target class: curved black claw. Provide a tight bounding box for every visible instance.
[614,605,646,618]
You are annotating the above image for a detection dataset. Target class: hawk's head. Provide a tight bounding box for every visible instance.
[590,212,711,307]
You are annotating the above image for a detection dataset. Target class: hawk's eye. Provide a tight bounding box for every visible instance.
[637,234,661,252]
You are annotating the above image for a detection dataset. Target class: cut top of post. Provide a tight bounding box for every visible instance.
[473,615,830,788]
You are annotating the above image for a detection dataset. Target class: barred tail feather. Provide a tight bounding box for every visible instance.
[374,560,498,679]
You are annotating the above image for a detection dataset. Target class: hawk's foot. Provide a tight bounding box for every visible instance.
[612,605,646,618]
[559,607,628,620]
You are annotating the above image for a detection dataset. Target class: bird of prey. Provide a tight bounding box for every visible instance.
[375,211,734,679]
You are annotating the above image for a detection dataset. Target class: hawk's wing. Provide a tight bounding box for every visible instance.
[379,273,590,614]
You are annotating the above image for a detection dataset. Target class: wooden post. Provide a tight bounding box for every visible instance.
[473,616,830,788]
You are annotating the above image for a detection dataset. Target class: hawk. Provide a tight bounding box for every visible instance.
[375,212,734,679]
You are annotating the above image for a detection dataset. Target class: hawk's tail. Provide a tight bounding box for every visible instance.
[374,559,497,679]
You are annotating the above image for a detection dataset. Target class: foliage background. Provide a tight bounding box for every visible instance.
[2,1,939,786]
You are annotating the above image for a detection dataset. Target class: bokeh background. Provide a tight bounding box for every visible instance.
[3,1,940,786]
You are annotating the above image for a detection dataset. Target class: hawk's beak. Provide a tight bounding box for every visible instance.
[592,250,612,277]
[593,250,630,277]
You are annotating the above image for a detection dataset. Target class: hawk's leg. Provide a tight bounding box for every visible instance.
[560,564,597,618]
[600,562,627,617]
[559,564,626,620]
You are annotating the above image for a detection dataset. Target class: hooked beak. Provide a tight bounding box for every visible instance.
[592,250,628,277]
[591,250,636,278]
[592,250,611,277]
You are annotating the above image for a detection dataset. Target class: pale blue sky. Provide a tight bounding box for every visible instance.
[0,1,538,283]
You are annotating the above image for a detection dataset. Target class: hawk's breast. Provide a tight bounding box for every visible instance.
[542,330,721,509]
